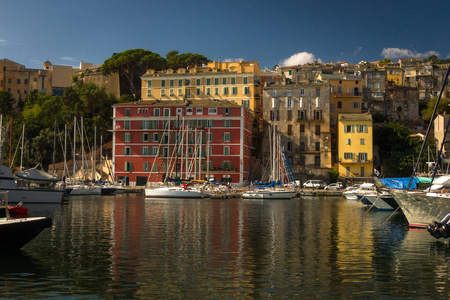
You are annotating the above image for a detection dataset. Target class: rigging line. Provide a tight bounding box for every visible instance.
[407,63,450,189]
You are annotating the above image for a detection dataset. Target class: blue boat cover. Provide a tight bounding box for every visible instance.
[379,177,418,189]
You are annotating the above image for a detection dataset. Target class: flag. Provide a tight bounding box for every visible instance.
[374,168,380,177]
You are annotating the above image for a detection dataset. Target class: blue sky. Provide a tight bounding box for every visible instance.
[1,0,449,70]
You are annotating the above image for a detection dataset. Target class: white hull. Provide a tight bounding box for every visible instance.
[242,189,297,199]
[0,188,65,204]
[342,191,358,200]
[145,187,206,198]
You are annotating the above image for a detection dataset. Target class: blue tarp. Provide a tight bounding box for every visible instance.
[379,177,418,189]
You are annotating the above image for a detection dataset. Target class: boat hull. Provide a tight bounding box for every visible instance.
[242,190,297,199]
[391,190,450,228]
[67,186,102,196]
[0,217,52,250]
[145,188,206,198]
[362,194,395,210]
[0,188,65,204]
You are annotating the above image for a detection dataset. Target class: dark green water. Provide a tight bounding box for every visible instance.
[1,195,449,299]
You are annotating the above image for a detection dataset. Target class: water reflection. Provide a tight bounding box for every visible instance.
[1,195,448,298]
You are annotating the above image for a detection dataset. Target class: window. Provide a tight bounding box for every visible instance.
[169,79,174,87]
[124,120,130,130]
[178,79,183,86]
[315,125,321,135]
[206,87,211,95]
[7,78,11,84]
[300,89,305,96]
[358,153,368,162]
[196,78,201,85]
[231,86,237,95]
[123,147,132,156]
[196,88,201,96]
[223,107,230,116]
[224,146,230,155]
[141,147,149,155]
[243,77,248,84]
[242,100,249,108]
[314,110,322,120]
[270,110,279,121]
[314,156,320,167]
[196,108,203,115]
[186,108,193,115]
[330,104,334,112]
[272,89,277,96]
[315,142,320,151]
[300,142,305,151]
[287,125,292,135]
[151,133,159,142]
[123,133,131,142]
[178,88,183,96]
[231,77,236,84]
[17,79,20,84]
[142,133,150,142]
[337,86,342,93]
[287,110,292,121]
[286,97,293,108]
[330,117,335,128]
[205,119,214,127]
[161,80,166,87]
[176,108,182,116]
[214,78,219,85]
[24,79,28,84]
[161,89,166,96]
[124,162,133,171]
[316,88,320,96]
[298,110,306,120]
[164,108,170,116]
[356,125,368,133]
[206,131,213,142]
[344,125,354,133]
[344,153,353,159]
[222,87,229,95]
[170,89,174,96]
[151,147,159,155]
[360,138,365,145]
[206,78,211,85]
[208,108,217,114]
[223,132,231,142]
[243,86,250,94]
[143,162,150,172]
[352,102,360,109]
[337,101,342,109]
[222,78,227,84]
[287,89,292,96]
[346,138,351,145]
[300,124,305,133]
[214,87,219,95]
[125,108,130,117]
[287,142,293,151]
[223,119,231,127]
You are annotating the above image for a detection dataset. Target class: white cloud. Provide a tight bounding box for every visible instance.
[353,46,362,55]
[280,52,320,66]
[61,57,76,61]
[222,58,244,62]
[381,48,440,59]
[0,39,7,45]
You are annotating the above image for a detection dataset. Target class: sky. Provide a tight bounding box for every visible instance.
[1,0,449,70]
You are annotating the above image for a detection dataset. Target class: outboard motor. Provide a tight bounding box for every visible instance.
[428,212,450,239]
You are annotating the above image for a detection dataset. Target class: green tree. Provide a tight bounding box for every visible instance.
[166,52,210,69]
[0,90,15,116]
[379,58,392,64]
[101,49,166,99]
[420,97,450,122]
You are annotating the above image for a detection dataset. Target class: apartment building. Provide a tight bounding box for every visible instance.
[262,82,331,181]
[337,113,373,178]
[112,99,253,186]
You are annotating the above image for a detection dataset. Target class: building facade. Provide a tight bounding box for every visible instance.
[337,113,373,178]
[262,82,332,181]
[112,100,253,186]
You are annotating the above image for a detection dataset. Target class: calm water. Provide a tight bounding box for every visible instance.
[1,195,449,299]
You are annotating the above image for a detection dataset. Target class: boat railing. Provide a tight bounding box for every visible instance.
[0,191,10,219]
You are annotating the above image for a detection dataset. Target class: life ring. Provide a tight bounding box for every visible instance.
[441,188,448,194]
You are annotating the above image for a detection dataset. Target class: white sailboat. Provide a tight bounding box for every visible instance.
[242,125,297,199]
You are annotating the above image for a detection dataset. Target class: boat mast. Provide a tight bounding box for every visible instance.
[73,117,76,183]
[20,124,25,171]
[206,128,210,181]
[93,126,96,182]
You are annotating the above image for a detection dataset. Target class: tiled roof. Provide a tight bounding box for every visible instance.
[338,113,372,121]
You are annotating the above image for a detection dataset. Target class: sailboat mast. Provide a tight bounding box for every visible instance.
[73,117,76,183]
[93,126,96,182]
[206,128,210,181]
[20,124,25,171]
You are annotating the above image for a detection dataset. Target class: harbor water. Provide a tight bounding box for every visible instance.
[1,194,449,299]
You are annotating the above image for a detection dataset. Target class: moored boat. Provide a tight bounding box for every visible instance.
[145,184,207,198]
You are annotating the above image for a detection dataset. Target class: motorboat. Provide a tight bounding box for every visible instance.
[342,184,361,200]
[242,188,297,199]
[0,166,65,204]
[0,192,52,250]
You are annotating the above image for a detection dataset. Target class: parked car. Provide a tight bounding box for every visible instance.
[303,180,327,189]
[324,183,341,190]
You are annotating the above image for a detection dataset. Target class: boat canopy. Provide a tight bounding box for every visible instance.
[15,168,59,184]
[379,177,418,189]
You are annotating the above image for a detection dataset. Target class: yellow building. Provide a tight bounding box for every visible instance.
[140,60,261,113]
[337,113,373,178]
[385,64,403,86]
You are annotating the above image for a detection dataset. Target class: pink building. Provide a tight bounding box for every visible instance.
[112,100,253,186]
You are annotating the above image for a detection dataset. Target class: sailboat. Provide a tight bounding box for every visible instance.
[242,124,297,199]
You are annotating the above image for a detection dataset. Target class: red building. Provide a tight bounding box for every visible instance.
[112,100,253,186]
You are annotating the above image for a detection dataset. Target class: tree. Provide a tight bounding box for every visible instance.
[166,52,210,69]
[421,97,450,122]
[379,58,392,64]
[101,49,166,99]
[0,90,15,116]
